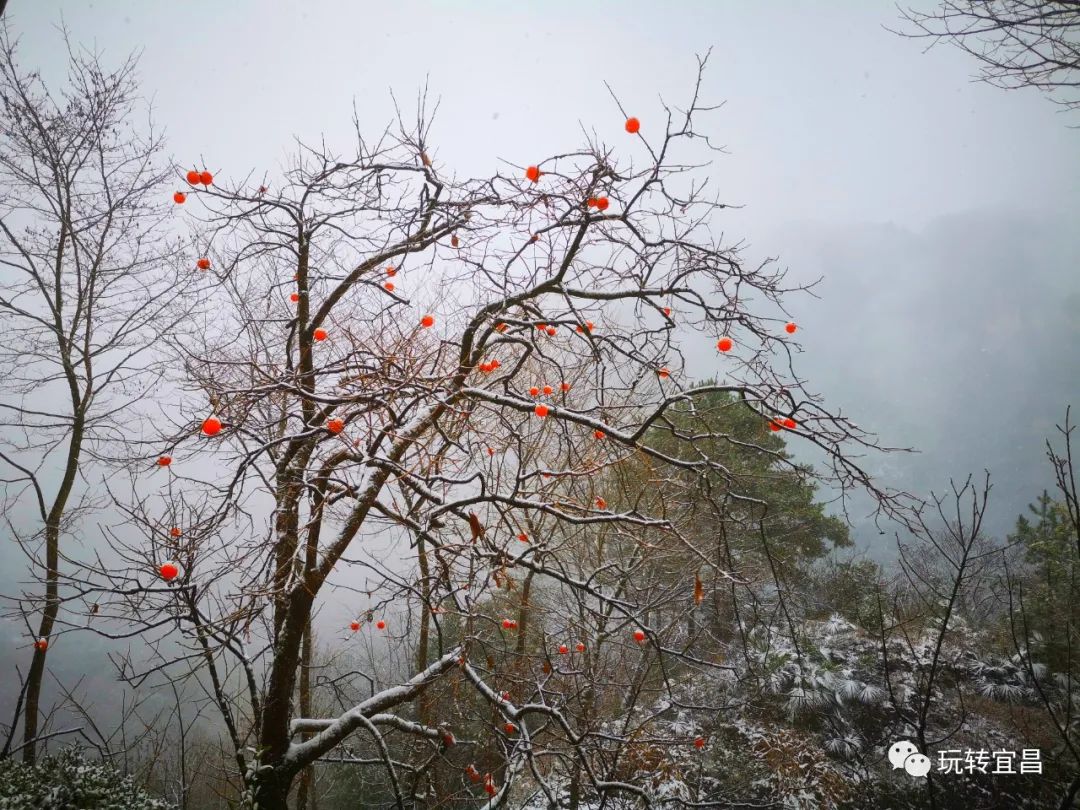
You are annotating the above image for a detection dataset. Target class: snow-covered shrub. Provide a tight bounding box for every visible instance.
[0,747,174,810]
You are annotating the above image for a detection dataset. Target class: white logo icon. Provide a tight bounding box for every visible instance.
[888,740,930,778]
[904,753,932,777]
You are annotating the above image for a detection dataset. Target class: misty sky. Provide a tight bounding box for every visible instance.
[2,0,1078,721]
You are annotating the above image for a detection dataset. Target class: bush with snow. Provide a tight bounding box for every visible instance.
[0,747,174,810]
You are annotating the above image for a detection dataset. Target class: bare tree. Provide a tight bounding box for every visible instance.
[0,24,186,763]
[896,0,1080,114]
[884,474,998,810]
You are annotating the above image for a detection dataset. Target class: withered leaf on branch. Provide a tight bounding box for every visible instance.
[468,512,484,543]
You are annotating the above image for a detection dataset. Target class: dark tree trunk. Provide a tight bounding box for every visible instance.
[22,405,83,764]
[296,620,314,810]
[252,771,294,810]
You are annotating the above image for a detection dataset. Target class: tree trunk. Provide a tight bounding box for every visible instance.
[22,408,83,764]
[515,571,534,656]
[296,620,315,810]
[252,772,293,810]
[415,535,433,810]
[21,526,58,764]
[568,764,581,810]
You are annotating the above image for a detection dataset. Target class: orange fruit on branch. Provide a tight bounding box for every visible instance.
[717,336,733,352]
[160,561,180,581]
[313,328,328,341]
[421,314,434,328]
[173,191,186,204]
[525,165,540,182]
[186,170,200,185]
[199,171,213,186]
[196,257,210,271]
[534,404,549,417]
[327,418,344,434]
[157,455,172,467]
[201,416,222,436]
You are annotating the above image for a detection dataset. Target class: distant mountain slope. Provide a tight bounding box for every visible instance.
[768,210,1079,546]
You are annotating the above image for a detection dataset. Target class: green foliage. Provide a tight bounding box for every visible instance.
[1009,491,1080,671]
[808,558,885,629]
[645,384,850,574]
[0,747,174,810]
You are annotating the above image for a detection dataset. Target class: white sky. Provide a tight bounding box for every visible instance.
[10,0,1079,237]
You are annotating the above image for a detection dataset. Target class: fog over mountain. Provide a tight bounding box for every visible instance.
[767,210,1080,549]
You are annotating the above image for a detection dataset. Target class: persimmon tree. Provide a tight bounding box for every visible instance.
[71,57,909,809]
[0,26,184,763]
